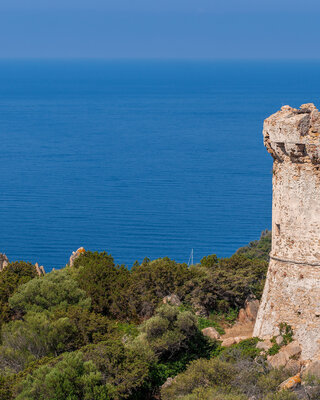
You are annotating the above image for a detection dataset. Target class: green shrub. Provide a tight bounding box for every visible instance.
[0,262,38,327]
[179,387,247,400]
[0,307,115,374]
[219,338,261,362]
[0,311,77,372]
[162,339,292,400]
[186,255,268,315]
[0,374,14,400]
[83,339,150,398]
[236,229,271,261]
[197,314,225,335]
[257,368,292,395]
[279,322,294,345]
[51,306,114,346]
[14,351,108,400]
[135,305,211,361]
[161,357,237,400]
[264,391,299,400]
[74,251,134,320]
[9,269,90,313]
[268,342,281,356]
[130,257,192,318]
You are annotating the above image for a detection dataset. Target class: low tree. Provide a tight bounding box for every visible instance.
[186,254,268,314]
[9,269,90,314]
[74,251,134,320]
[130,258,192,318]
[83,339,151,398]
[0,311,77,372]
[14,352,108,400]
[0,262,38,326]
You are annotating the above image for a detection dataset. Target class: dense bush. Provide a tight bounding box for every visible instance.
[161,357,237,399]
[83,339,151,398]
[74,251,134,320]
[0,233,278,399]
[72,251,267,321]
[12,339,151,400]
[0,262,38,327]
[51,306,114,347]
[133,304,215,361]
[9,269,90,314]
[0,311,77,372]
[14,351,108,400]
[178,387,247,400]
[161,353,293,400]
[130,258,192,318]
[186,254,268,315]
[236,229,271,261]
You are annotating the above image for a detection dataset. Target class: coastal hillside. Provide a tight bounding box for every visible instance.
[1,231,315,400]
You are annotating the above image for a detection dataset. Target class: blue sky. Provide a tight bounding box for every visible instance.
[0,0,319,58]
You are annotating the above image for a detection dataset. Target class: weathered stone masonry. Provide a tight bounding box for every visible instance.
[253,103,320,360]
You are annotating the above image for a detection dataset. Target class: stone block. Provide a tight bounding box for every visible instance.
[267,352,288,369]
[279,374,301,390]
[222,337,236,347]
[202,327,220,340]
[256,339,273,351]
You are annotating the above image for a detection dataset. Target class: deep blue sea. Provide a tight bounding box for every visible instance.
[1,60,320,271]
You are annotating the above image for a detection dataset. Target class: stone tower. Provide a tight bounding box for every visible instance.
[254,103,320,360]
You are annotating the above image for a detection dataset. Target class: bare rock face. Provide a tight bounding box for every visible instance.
[302,360,320,380]
[283,341,302,359]
[34,262,45,276]
[69,247,86,267]
[267,341,302,370]
[286,359,301,375]
[221,337,237,347]
[0,253,9,271]
[256,339,273,352]
[238,297,260,323]
[279,374,301,391]
[202,327,220,340]
[267,352,288,369]
[254,103,320,360]
[162,294,181,307]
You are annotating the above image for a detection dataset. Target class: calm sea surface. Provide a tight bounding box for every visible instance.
[1,60,320,271]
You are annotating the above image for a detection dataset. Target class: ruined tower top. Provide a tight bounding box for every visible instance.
[264,103,320,164]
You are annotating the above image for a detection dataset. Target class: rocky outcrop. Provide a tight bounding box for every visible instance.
[238,296,260,324]
[0,253,9,271]
[266,341,302,370]
[279,374,301,390]
[219,297,260,347]
[0,254,45,275]
[202,327,220,340]
[256,339,272,352]
[221,336,252,347]
[69,247,86,267]
[34,262,45,276]
[302,360,320,380]
[163,294,181,307]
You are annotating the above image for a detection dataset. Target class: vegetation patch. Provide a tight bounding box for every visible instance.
[0,232,280,399]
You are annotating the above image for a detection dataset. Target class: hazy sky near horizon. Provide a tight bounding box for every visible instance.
[0,0,320,59]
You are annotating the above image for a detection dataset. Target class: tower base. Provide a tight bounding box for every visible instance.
[254,257,320,360]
